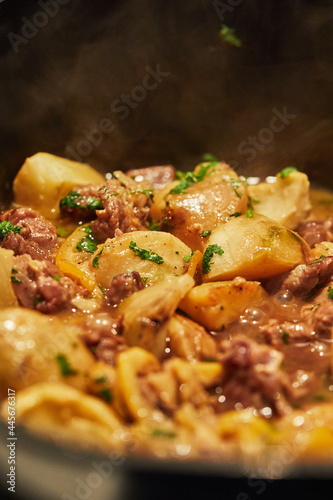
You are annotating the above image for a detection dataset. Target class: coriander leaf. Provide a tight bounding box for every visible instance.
[0,221,22,240]
[220,24,242,47]
[11,276,22,283]
[183,250,194,263]
[149,222,160,231]
[201,230,211,238]
[279,166,298,179]
[129,241,164,264]
[328,286,333,300]
[99,388,112,403]
[53,275,61,281]
[202,244,224,274]
[130,189,154,201]
[170,178,193,195]
[55,353,77,376]
[86,196,103,210]
[171,163,216,195]
[246,209,254,218]
[76,225,98,253]
[59,190,83,209]
[229,212,241,218]
[92,247,104,269]
[281,331,289,345]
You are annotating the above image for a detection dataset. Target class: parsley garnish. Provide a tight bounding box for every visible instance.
[34,296,43,305]
[98,284,106,294]
[246,209,254,218]
[100,388,112,403]
[59,190,83,209]
[92,246,105,269]
[201,230,211,238]
[141,276,149,285]
[328,286,333,300]
[56,226,71,238]
[86,196,103,210]
[281,331,289,345]
[55,354,77,377]
[0,221,21,240]
[53,275,61,281]
[279,167,298,179]
[183,250,194,263]
[150,428,176,439]
[130,189,154,201]
[202,153,218,162]
[170,162,217,195]
[229,212,241,218]
[11,276,22,283]
[202,244,224,274]
[149,222,160,231]
[76,225,98,253]
[95,376,108,383]
[220,24,242,47]
[129,241,164,264]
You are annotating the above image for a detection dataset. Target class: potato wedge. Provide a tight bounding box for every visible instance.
[119,274,194,358]
[180,278,267,330]
[92,230,192,289]
[248,171,311,230]
[203,213,310,282]
[0,248,18,308]
[14,152,105,219]
[151,162,248,251]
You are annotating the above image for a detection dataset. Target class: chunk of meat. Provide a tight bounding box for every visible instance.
[260,318,315,347]
[265,257,333,297]
[91,179,151,241]
[218,338,290,416]
[151,163,248,251]
[127,165,176,190]
[80,312,125,365]
[59,184,101,221]
[11,254,83,314]
[1,207,58,260]
[301,301,333,339]
[107,271,144,306]
[297,218,333,248]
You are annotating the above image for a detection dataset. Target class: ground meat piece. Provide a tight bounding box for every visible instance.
[11,254,83,314]
[91,179,151,241]
[81,312,125,365]
[260,318,315,347]
[1,207,58,260]
[297,218,333,248]
[107,271,144,306]
[59,184,102,221]
[218,338,290,416]
[127,165,176,190]
[301,300,333,339]
[265,257,333,297]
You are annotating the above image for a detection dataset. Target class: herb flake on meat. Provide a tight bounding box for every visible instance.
[59,190,83,209]
[202,244,224,274]
[0,221,21,240]
[86,196,103,210]
[220,24,242,47]
[279,166,298,179]
[55,353,77,377]
[130,189,154,201]
[76,225,98,253]
[328,286,333,300]
[129,241,164,264]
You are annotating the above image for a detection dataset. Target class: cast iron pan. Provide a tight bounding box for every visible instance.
[1,1,333,498]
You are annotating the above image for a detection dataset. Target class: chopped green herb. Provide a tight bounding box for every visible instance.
[204,357,218,362]
[56,226,70,238]
[100,388,112,403]
[220,24,242,47]
[92,247,105,269]
[76,225,98,253]
[53,275,61,281]
[150,428,176,439]
[229,212,241,218]
[170,162,217,195]
[11,276,22,284]
[313,394,326,402]
[246,209,254,218]
[201,230,212,238]
[55,354,77,377]
[311,303,320,311]
[129,241,164,264]
[222,176,242,198]
[149,221,160,231]
[86,196,103,210]
[309,257,325,266]
[11,268,18,273]
[328,286,333,300]
[183,250,194,263]
[141,276,149,285]
[202,244,224,274]
[130,189,154,201]
[98,284,106,294]
[0,221,21,240]
[34,296,43,305]
[175,251,180,255]
[95,376,108,383]
[279,166,298,179]
[202,153,218,162]
[279,328,290,345]
[59,190,83,209]
[170,178,193,195]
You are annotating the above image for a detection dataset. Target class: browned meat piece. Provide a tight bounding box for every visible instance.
[11,254,83,314]
[127,165,176,190]
[297,218,333,248]
[265,257,333,297]
[107,271,144,306]
[91,179,151,241]
[59,184,102,221]
[260,318,315,347]
[80,312,125,365]
[1,207,58,260]
[301,300,333,339]
[218,338,290,416]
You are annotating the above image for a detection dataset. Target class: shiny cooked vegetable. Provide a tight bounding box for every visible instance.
[1,153,333,466]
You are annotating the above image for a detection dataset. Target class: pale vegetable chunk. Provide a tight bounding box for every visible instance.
[248,171,311,230]
[92,231,192,289]
[151,162,248,251]
[119,274,194,358]
[0,308,94,397]
[0,248,18,308]
[180,278,267,330]
[203,213,310,282]
[13,152,105,219]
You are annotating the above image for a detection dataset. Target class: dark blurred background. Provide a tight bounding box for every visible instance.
[1,0,333,191]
